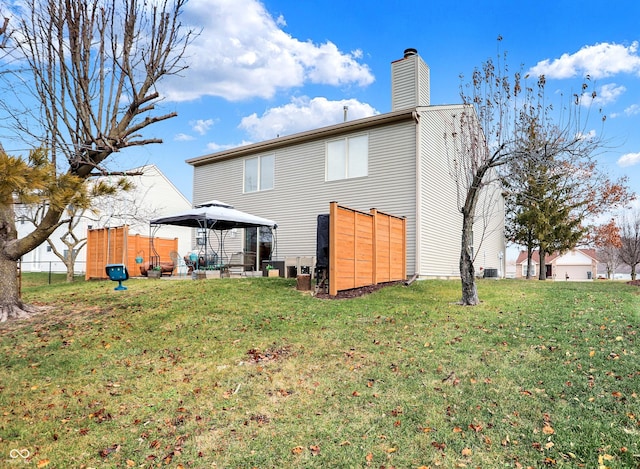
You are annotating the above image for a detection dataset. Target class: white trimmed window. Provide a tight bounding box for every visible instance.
[244,154,274,193]
[326,135,368,181]
[522,263,536,277]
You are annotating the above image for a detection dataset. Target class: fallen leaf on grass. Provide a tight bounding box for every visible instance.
[99,444,120,458]
[291,446,304,455]
[542,425,555,435]
[37,460,50,468]
[309,445,321,456]
[461,447,472,456]
[386,447,397,453]
[469,423,483,432]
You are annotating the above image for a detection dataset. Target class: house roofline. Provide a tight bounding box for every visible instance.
[186,108,420,167]
[515,248,599,264]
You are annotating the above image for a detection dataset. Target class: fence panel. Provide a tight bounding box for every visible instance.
[86,226,178,279]
[329,202,406,296]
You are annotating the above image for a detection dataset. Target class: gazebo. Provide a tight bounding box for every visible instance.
[149,200,277,271]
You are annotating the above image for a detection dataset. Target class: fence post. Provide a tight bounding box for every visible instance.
[329,202,338,296]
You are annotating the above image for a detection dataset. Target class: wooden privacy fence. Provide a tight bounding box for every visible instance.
[85,226,178,279]
[329,202,406,296]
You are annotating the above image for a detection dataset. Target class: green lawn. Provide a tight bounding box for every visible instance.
[1,277,638,468]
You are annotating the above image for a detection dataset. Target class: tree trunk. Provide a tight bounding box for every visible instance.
[0,255,39,322]
[460,214,479,306]
[0,202,31,321]
[632,265,637,281]
[66,262,75,282]
[0,196,62,321]
[526,247,534,279]
[538,250,547,280]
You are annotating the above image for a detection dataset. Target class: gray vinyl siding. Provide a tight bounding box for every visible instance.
[473,180,506,276]
[418,106,466,278]
[418,58,430,108]
[391,55,430,111]
[192,120,418,274]
[417,106,506,278]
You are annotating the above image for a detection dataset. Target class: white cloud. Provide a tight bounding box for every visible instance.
[191,118,214,135]
[174,133,195,141]
[206,140,254,152]
[160,0,374,102]
[617,152,640,167]
[238,96,379,140]
[529,41,640,79]
[576,129,597,141]
[624,104,640,116]
[584,83,626,107]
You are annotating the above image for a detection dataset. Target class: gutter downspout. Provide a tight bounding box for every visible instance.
[412,110,421,279]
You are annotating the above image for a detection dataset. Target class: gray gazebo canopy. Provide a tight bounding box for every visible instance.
[150,200,277,267]
[150,200,277,231]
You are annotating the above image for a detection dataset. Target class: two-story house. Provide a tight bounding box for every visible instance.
[186,49,506,279]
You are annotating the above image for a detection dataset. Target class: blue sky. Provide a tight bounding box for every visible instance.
[8,0,640,206]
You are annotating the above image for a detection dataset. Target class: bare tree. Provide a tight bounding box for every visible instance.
[448,39,605,304]
[618,209,640,281]
[0,0,193,321]
[48,212,87,283]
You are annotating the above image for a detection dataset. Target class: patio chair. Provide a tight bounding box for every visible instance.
[226,252,246,277]
[169,251,188,277]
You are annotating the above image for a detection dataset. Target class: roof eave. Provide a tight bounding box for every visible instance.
[186,108,418,167]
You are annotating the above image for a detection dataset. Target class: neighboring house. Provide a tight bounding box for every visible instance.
[17,164,192,273]
[596,262,632,280]
[515,249,598,281]
[186,49,506,279]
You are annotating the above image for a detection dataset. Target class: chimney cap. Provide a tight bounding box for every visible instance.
[404,48,418,58]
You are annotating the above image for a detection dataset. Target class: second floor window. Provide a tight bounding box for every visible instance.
[326,135,368,181]
[244,154,274,193]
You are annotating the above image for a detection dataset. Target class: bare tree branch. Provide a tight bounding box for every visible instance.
[0,0,194,319]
